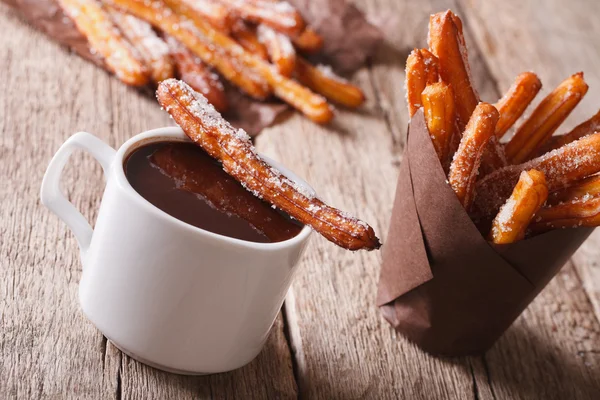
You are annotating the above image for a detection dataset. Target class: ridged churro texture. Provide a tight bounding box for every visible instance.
[421,82,455,164]
[405,48,439,117]
[218,0,306,37]
[494,72,542,138]
[156,79,381,250]
[505,72,588,163]
[257,24,297,77]
[448,102,498,210]
[475,132,600,218]
[428,10,479,130]
[58,0,149,86]
[489,170,548,244]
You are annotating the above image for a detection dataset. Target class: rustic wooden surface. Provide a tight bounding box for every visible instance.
[1,0,599,399]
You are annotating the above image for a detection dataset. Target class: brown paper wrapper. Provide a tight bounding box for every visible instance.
[377,109,594,356]
[2,0,382,136]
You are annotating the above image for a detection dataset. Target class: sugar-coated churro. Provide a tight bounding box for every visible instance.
[475,132,600,218]
[494,72,542,138]
[257,24,296,77]
[505,72,588,164]
[548,174,600,205]
[105,5,174,83]
[448,102,499,210]
[421,82,456,164]
[489,169,548,244]
[405,48,439,117]
[218,0,306,37]
[231,22,269,60]
[293,27,324,53]
[295,57,365,108]
[110,0,333,123]
[538,108,600,155]
[163,0,235,33]
[165,35,229,113]
[531,195,600,233]
[58,0,149,86]
[428,10,479,130]
[156,79,381,250]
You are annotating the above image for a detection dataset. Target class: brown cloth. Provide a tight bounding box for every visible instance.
[377,109,593,356]
[2,0,382,136]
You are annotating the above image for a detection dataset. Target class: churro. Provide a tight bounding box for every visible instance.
[105,6,174,83]
[165,35,229,113]
[405,48,439,117]
[428,10,479,130]
[538,108,600,154]
[489,170,548,244]
[548,174,600,205]
[295,57,365,108]
[293,27,324,53]
[257,24,296,77]
[531,196,600,232]
[156,79,380,250]
[231,22,269,60]
[110,0,333,123]
[217,0,305,37]
[421,82,455,164]
[505,72,588,164]
[475,132,600,218]
[494,72,542,138]
[58,0,149,86]
[480,135,508,177]
[448,102,499,210]
[162,0,235,33]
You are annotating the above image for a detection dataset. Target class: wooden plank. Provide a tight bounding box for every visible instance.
[457,0,600,398]
[0,5,297,399]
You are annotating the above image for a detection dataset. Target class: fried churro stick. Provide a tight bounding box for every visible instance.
[164,35,229,113]
[110,0,333,123]
[421,82,455,164]
[157,79,381,250]
[405,49,439,117]
[58,0,149,86]
[448,103,499,210]
[295,58,365,108]
[531,196,600,233]
[257,24,296,77]
[539,109,600,154]
[548,174,600,205]
[105,6,174,83]
[231,22,269,60]
[428,10,479,130]
[165,0,235,33]
[150,143,302,242]
[109,0,270,99]
[474,132,600,218]
[293,27,324,53]
[218,0,305,37]
[494,72,542,138]
[489,169,548,244]
[505,72,588,164]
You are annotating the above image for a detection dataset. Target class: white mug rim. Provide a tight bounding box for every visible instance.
[112,127,312,252]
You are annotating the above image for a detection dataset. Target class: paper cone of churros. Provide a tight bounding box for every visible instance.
[377,10,600,356]
[377,110,593,355]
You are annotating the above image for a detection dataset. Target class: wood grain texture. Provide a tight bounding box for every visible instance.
[1,0,600,399]
[0,4,296,399]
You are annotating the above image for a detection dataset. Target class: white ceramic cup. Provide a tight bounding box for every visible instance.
[40,128,312,375]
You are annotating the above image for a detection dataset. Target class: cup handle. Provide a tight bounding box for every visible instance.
[41,132,116,259]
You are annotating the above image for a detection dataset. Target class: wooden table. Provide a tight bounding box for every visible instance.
[2,0,600,398]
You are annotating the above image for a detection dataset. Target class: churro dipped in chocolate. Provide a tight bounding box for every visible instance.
[156,79,380,250]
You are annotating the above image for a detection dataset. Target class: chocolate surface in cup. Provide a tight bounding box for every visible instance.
[124,141,302,243]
